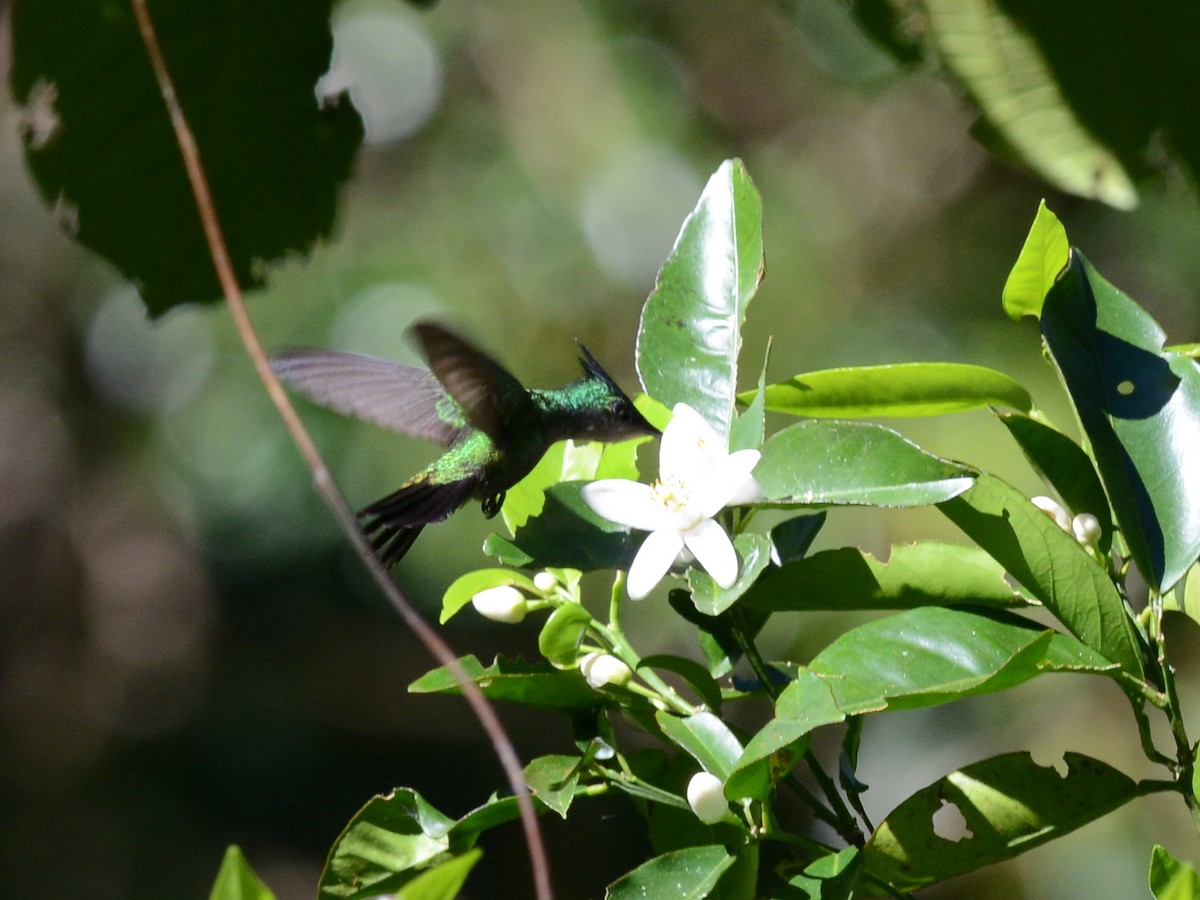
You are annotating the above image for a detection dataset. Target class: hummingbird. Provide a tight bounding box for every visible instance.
[271,321,658,566]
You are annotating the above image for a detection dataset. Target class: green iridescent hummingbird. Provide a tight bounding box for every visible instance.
[272,322,658,566]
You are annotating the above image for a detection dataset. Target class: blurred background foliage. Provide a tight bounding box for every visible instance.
[2,0,1200,897]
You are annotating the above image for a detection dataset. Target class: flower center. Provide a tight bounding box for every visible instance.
[651,475,702,528]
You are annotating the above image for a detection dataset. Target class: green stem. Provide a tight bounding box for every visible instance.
[805,750,865,847]
[780,772,843,832]
[1150,592,1200,832]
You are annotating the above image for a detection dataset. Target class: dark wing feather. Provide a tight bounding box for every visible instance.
[271,349,464,445]
[413,323,537,448]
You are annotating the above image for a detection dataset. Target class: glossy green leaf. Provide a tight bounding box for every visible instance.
[655,710,743,781]
[393,850,481,900]
[446,796,522,851]
[1041,252,1200,593]
[998,412,1113,552]
[688,533,773,616]
[480,533,534,567]
[728,670,843,801]
[524,755,582,819]
[538,604,592,668]
[409,655,598,711]
[1164,563,1200,628]
[939,474,1144,676]
[743,363,1031,418]
[769,512,826,566]
[1002,201,1071,320]
[606,845,736,900]
[863,752,1138,889]
[639,654,724,713]
[755,420,975,507]
[637,159,764,440]
[784,847,862,900]
[502,482,643,571]
[11,1,361,315]
[1151,845,1200,900]
[921,1,1135,210]
[741,542,1031,613]
[439,569,537,624]
[729,344,770,452]
[208,846,276,900]
[319,789,454,899]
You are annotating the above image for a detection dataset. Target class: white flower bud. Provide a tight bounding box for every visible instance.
[533,571,558,593]
[579,651,632,689]
[686,771,728,824]
[1072,513,1102,548]
[471,585,527,623]
[1031,495,1071,532]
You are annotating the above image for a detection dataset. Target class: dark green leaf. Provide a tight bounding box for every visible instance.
[1150,845,1200,900]
[637,159,763,441]
[606,845,737,900]
[409,655,598,711]
[447,796,522,851]
[524,755,582,819]
[939,474,1144,675]
[756,420,974,507]
[319,789,454,899]
[741,542,1031,613]
[393,850,481,900]
[208,846,276,900]
[689,533,773,615]
[1041,252,1200,593]
[504,482,643,571]
[639,654,724,713]
[655,710,743,781]
[1001,200,1071,320]
[11,1,361,315]
[998,412,1113,552]
[769,513,827,566]
[744,363,1031,418]
[863,752,1138,889]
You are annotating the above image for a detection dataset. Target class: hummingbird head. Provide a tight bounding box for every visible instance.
[567,344,660,441]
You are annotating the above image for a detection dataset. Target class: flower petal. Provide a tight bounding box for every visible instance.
[684,518,738,588]
[695,449,761,517]
[627,528,685,599]
[661,403,725,485]
[582,480,667,531]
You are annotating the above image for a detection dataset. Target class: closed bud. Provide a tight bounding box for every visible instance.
[1031,495,1071,532]
[579,651,632,689]
[1072,513,1102,548]
[471,585,527,623]
[533,571,558,593]
[686,771,728,824]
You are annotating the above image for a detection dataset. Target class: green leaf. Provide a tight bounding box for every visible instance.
[655,710,744,781]
[11,1,361,316]
[744,363,1032,418]
[440,569,537,624]
[409,655,599,711]
[997,412,1113,552]
[208,846,276,900]
[637,159,764,441]
[939,474,1144,676]
[921,1,1135,210]
[741,542,1031,613]
[807,607,1114,716]
[755,420,975,507]
[606,845,737,900]
[1041,252,1200,593]
[639,654,724,713]
[729,343,771,452]
[502,482,643,571]
[1150,845,1200,900]
[688,533,773,615]
[524,755,582,819]
[784,847,862,900]
[863,752,1138,890]
[537,604,592,668]
[446,796,523,851]
[394,851,481,900]
[1164,563,1200,628]
[1002,201,1071,320]
[769,513,827,566]
[319,789,454,899]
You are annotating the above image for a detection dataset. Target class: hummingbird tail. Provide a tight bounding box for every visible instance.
[358,477,477,566]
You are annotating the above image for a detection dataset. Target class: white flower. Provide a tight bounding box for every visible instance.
[1072,512,1102,548]
[686,771,728,824]
[579,651,632,688]
[471,585,527,623]
[1031,495,1071,532]
[582,403,761,600]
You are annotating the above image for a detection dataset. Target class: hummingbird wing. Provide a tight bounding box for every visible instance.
[270,349,466,446]
[413,323,538,448]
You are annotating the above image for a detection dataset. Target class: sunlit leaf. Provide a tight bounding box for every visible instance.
[409,654,598,711]
[606,845,736,900]
[639,654,724,713]
[743,363,1031,417]
[688,533,772,615]
[637,159,764,441]
[393,850,481,900]
[524,755,582,819]
[440,569,537,624]
[537,604,592,668]
[1001,201,1071,320]
[1164,564,1200,628]
[741,542,1031,613]
[208,846,276,900]
[784,847,862,900]
[655,710,743,781]
[755,420,975,507]
[1041,252,1200,593]
[939,474,1144,676]
[863,752,1138,889]
[11,1,361,315]
[1150,845,1200,900]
